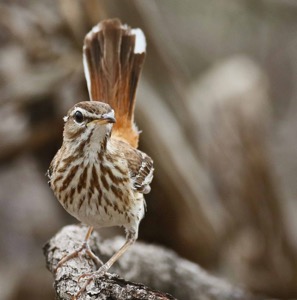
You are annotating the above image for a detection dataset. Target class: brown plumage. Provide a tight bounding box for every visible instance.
[47,19,153,298]
[83,18,146,148]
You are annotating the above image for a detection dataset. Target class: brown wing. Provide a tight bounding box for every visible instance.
[110,139,154,194]
[83,18,146,148]
[126,147,154,194]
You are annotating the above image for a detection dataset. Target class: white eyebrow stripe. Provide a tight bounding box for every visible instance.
[72,107,99,119]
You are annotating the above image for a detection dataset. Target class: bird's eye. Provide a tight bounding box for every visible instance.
[74,111,84,123]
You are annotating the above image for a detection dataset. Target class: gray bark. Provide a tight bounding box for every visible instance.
[44,225,256,300]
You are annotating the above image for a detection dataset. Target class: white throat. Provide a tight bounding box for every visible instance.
[87,123,112,154]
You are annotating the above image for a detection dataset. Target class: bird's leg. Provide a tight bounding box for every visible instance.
[96,231,136,275]
[54,226,103,273]
[74,230,136,299]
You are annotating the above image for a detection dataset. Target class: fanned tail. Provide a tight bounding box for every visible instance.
[83,18,146,148]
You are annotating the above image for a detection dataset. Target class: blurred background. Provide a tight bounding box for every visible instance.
[1,0,297,299]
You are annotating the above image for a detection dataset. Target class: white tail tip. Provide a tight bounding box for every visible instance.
[131,28,146,54]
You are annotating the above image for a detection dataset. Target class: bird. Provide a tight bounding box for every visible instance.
[47,18,154,293]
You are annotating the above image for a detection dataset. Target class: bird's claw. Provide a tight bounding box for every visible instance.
[73,265,108,300]
[54,241,103,274]
[77,264,108,282]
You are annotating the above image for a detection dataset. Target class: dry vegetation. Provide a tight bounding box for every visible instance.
[1,1,297,299]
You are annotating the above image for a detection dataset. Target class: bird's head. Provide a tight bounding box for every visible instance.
[63,101,116,150]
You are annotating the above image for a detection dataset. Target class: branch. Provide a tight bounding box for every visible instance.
[44,225,256,300]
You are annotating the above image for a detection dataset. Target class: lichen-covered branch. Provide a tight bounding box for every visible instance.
[44,225,255,300]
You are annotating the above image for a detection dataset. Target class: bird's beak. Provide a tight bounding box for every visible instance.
[88,112,116,126]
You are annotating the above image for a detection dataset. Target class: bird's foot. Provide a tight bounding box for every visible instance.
[54,241,103,273]
[73,264,109,300]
